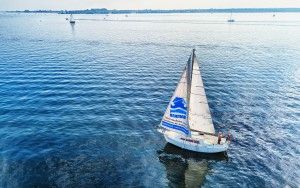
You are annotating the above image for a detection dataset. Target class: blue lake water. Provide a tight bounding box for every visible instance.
[0,13,299,187]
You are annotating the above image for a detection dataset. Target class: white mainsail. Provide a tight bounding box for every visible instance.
[160,68,190,135]
[189,57,215,134]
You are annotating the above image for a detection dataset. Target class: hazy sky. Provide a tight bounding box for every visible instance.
[1,0,299,11]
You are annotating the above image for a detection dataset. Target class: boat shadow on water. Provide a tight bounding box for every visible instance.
[157,143,228,187]
[70,22,75,34]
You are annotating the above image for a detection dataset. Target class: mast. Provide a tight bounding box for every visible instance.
[186,49,195,136]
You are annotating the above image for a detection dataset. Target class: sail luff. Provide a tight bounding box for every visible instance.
[186,49,195,136]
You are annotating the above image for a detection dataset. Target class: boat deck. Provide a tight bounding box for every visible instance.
[165,130,227,145]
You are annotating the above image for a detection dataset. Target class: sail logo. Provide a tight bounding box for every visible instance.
[170,97,187,119]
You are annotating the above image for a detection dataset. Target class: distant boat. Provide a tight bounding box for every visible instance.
[125,14,128,17]
[227,12,235,22]
[157,49,230,153]
[69,14,75,24]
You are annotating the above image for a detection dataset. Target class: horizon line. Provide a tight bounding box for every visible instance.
[4,7,300,12]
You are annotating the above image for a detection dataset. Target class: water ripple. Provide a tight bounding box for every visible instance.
[0,13,299,187]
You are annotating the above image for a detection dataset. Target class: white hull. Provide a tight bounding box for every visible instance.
[162,130,229,153]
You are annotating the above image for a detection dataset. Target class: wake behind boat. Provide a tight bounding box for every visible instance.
[157,49,230,153]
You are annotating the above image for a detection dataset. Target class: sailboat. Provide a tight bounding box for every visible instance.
[157,49,230,153]
[69,14,75,24]
[227,12,235,22]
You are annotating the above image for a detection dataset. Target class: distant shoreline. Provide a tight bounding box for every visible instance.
[6,8,300,14]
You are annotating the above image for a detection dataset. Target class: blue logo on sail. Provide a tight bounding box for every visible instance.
[170,97,187,119]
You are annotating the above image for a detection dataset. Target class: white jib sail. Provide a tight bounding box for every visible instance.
[189,58,215,134]
[160,68,190,135]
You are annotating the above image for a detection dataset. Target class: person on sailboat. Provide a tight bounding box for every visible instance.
[226,133,231,142]
[218,132,222,144]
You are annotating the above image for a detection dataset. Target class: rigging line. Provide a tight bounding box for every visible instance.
[198,101,208,104]
[195,85,204,87]
[186,49,195,137]
[189,129,220,137]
